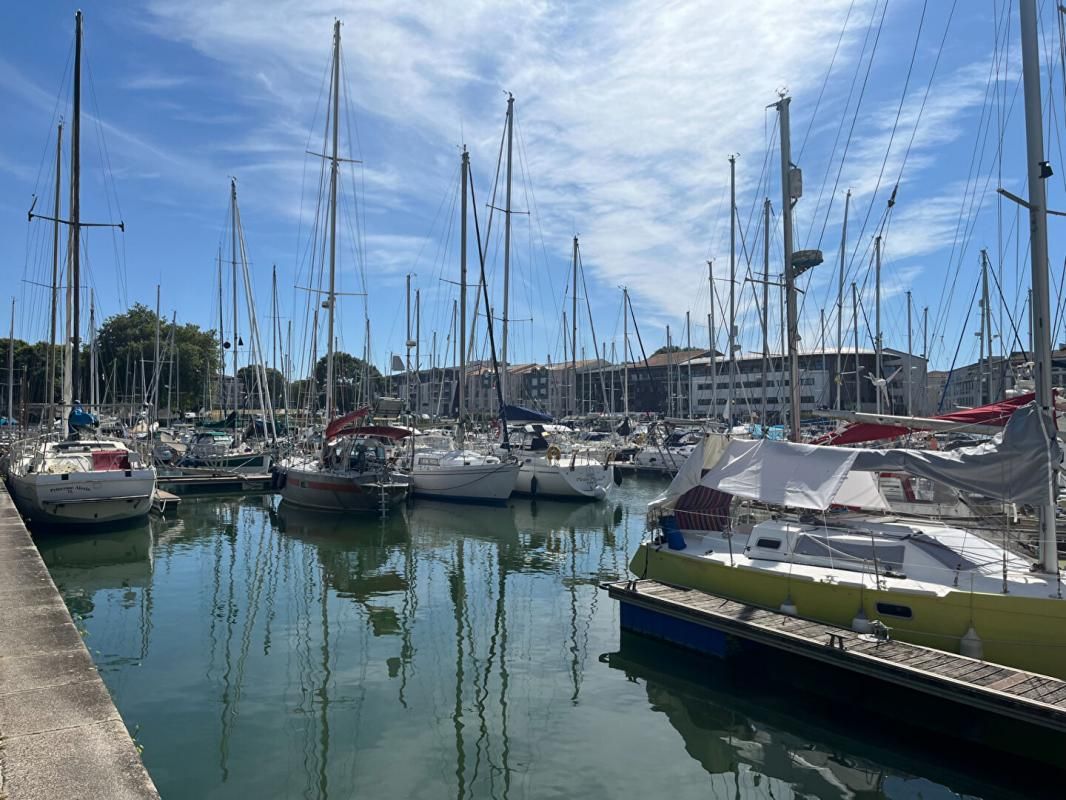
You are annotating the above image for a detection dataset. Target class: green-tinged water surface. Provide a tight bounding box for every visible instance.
[35,478,1047,799]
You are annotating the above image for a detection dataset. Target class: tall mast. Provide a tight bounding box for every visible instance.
[1019,0,1057,574]
[571,235,578,417]
[271,264,278,379]
[874,235,883,414]
[405,274,412,412]
[686,310,692,418]
[216,249,223,416]
[153,283,161,416]
[665,325,672,417]
[707,260,716,419]
[923,306,928,359]
[852,282,859,412]
[761,198,770,425]
[325,19,341,422]
[89,293,97,409]
[415,287,421,413]
[230,179,239,431]
[6,299,13,424]
[459,147,468,444]
[983,249,993,402]
[727,155,737,426]
[622,287,629,420]
[906,290,913,416]
[776,96,801,442]
[836,190,850,411]
[70,10,82,403]
[979,251,989,404]
[47,123,63,425]
[501,93,515,399]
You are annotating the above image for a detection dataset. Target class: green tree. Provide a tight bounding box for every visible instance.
[0,338,64,421]
[96,304,219,413]
[312,352,380,412]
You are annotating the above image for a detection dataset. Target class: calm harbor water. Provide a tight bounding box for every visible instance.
[36,477,1044,799]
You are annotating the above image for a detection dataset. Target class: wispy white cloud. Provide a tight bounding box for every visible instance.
[125,0,996,366]
[123,72,190,91]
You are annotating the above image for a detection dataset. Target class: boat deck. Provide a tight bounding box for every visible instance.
[603,578,1066,733]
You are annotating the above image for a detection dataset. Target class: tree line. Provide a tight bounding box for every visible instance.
[1,304,380,422]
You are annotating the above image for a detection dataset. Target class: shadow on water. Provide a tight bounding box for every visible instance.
[604,631,1064,800]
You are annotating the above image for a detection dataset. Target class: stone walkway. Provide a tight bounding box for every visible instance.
[0,484,160,799]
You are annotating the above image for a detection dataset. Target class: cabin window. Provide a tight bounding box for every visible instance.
[755,538,781,550]
[876,602,912,619]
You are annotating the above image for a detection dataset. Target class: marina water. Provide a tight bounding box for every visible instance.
[37,477,1045,799]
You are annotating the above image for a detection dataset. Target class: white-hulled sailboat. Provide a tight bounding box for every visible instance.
[405,147,519,504]
[7,11,156,527]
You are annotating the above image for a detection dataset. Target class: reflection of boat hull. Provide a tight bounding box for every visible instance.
[407,499,517,540]
[513,458,614,501]
[9,470,155,526]
[280,466,409,512]
[410,462,519,503]
[606,631,1056,794]
[37,526,153,592]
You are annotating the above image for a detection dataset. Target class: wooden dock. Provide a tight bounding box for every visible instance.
[604,579,1066,734]
[151,488,181,516]
[156,472,274,495]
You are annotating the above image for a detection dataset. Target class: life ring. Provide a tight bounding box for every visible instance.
[546,445,561,462]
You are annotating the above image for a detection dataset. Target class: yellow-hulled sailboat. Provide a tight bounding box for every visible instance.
[630,0,1064,680]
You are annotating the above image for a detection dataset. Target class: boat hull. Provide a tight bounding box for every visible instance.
[629,543,1066,680]
[179,452,272,474]
[410,462,519,503]
[513,458,614,501]
[279,466,408,512]
[8,470,155,526]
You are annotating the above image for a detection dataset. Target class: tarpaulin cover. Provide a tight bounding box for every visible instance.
[850,401,1056,506]
[655,402,1054,518]
[815,392,1035,445]
[653,435,861,512]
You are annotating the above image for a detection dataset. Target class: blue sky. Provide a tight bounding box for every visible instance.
[2,0,1064,378]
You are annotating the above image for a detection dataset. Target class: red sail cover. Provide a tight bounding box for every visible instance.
[324,406,371,440]
[814,393,1036,446]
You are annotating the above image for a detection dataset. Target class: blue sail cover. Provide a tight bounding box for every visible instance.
[501,404,552,423]
[69,404,98,429]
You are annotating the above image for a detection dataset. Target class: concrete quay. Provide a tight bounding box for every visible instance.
[0,483,160,799]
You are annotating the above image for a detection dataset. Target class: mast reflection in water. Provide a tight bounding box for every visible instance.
[38,480,1043,800]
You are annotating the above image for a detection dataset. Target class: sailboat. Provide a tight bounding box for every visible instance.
[179,180,275,475]
[628,1,1066,681]
[277,21,409,514]
[405,147,519,503]
[478,98,614,502]
[7,11,157,527]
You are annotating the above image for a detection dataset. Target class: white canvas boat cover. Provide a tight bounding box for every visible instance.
[653,435,868,512]
[653,402,1053,516]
